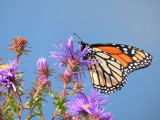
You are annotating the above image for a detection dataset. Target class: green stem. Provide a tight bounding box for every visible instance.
[26,103,37,120]
[16,88,23,117]
[13,90,20,120]
[19,89,40,117]
[15,54,19,73]
[0,107,3,119]
[39,110,46,120]
[52,83,68,120]
[2,90,10,108]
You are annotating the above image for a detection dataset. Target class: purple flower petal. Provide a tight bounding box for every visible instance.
[68,36,74,56]
[0,60,17,91]
[64,88,113,119]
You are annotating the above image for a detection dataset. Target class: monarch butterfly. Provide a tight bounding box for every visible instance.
[81,42,153,94]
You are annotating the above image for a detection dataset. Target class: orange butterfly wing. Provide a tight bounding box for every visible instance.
[82,42,153,94]
[95,46,133,67]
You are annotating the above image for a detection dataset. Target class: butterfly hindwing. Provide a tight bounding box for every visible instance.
[82,42,153,94]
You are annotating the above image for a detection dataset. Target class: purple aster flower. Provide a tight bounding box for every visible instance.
[37,57,47,70]
[100,112,113,120]
[89,88,109,107]
[91,105,113,120]
[64,90,92,114]
[37,57,52,77]
[50,36,95,81]
[0,60,17,91]
[64,88,112,119]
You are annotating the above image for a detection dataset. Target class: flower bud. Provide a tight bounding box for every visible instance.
[37,75,49,87]
[37,57,52,77]
[62,111,72,120]
[8,37,28,56]
[73,82,84,91]
[62,69,72,84]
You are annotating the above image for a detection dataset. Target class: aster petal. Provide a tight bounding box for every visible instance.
[75,43,82,58]
[12,83,16,92]
[77,46,90,60]
[73,73,79,82]
[65,88,112,119]
[90,88,109,106]
[100,112,113,120]
[79,60,92,66]
[50,51,65,57]
[0,60,17,90]
[68,36,74,56]
[52,43,67,57]
[63,41,70,57]
[50,53,64,58]
[89,88,101,103]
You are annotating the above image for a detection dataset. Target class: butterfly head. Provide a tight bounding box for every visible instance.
[80,41,91,51]
[80,41,93,60]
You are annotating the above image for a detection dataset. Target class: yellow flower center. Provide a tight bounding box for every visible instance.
[0,64,10,70]
[82,104,90,109]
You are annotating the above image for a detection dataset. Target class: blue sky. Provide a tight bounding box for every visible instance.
[0,0,160,120]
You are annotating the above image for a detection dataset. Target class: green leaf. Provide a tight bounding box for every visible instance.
[54,97,67,115]
[17,71,24,78]
[9,99,17,108]
[3,108,14,120]
[47,89,54,98]
[25,111,42,120]
[2,93,13,110]
[52,90,60,98]
[26,115,34,120]
[29,96,41,108]
[2,100,10,111]
[46,89,58,101]
[18,86,23,94]
[33,111,43,120]
[13,108,18,115]
[3,92,7,96]
[13,108,21,115]
[36,103,43,110]
[9,99,20,115]
[23,101,30,109]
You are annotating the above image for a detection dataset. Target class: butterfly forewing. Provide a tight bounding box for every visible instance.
[93,44,153,73]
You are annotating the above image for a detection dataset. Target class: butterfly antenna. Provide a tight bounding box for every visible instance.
[73,33,82,42]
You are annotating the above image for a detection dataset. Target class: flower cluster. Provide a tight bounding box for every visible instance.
[0,35,113,120]
[0,60,17,91]
[65,88,113,120]
[50,36,93,82]
[49,36,113,119]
